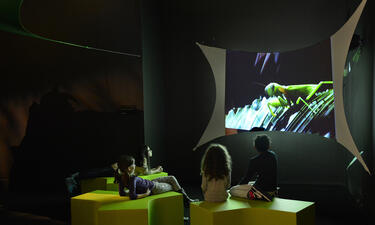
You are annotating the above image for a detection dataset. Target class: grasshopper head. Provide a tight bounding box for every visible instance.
[265,83,279,97]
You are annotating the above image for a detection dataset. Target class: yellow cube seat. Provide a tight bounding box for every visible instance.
[80,172,168,193]
[71,190,183,225]
[190,196,315,225]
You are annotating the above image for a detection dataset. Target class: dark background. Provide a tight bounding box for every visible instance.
[0,0,143,195]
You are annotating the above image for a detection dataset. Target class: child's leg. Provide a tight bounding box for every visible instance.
[230,184,273,201]
[152,176,197,207]
[151,182,173,195]
[229,184,252,198]
[152,176,182,191]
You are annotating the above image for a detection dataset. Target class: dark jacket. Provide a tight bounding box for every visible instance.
[239,150,278,192]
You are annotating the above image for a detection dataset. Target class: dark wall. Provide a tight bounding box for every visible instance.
[373,1,375,210]
[141,0,166,168]
[343,1,374,211]
[0,0,142,192]
[20,0,141,55]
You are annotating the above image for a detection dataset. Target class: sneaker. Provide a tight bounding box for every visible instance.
[65,177,78,197]
[249,186,272,202]
[65,173,80,197]
[71,172,80,185]
[182,196,199,208]
[178,188,199,207]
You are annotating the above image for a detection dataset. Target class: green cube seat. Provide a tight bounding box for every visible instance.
[190,196,315,225]
[71,190,183,225]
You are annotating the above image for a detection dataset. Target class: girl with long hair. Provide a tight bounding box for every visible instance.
[201,144,232,202]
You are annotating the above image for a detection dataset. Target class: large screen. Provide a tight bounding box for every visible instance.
[225,40,335,137]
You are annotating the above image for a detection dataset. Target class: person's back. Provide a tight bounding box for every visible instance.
[202,174,230,202]
[239,135,278,193]
[248,150,277,192]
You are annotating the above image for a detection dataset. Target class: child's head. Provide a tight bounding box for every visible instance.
[201,144,232,180]
[118,155,136,175]
[253,134,271,152]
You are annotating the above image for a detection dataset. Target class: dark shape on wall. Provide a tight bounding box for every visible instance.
[349,34,364,50]
[9,91,144,194]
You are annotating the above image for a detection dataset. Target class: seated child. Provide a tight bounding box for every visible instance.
[231,134,278,201]
[115,155,197,207]
[134,145,163,175]
[200,144,232,202]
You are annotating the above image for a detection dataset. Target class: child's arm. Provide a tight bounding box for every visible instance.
[238,160,256,185]
[129,177,152,200]
[135,189,151,199]
[226,173,232,189]
[129,178,139,200]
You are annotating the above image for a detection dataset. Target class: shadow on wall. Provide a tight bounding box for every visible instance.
[0,0,142,191]
[0,35,143,193]
[8,88,144,193]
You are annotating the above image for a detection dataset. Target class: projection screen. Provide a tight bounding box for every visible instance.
[195,0,369,174]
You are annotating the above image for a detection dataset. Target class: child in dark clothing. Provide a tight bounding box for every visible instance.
[115,155,197,207]
[230,134,278,201]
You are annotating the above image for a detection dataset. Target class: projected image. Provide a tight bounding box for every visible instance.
[225,40,335,137]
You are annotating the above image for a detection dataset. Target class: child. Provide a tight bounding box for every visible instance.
[200,144,232,202]
[134,145,163,175]
[230,134,277,201]
[115,155,197,207]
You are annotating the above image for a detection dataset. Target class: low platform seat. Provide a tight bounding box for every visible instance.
[190,196,315,225]
[71,190,183,225]
[80,172,168,193]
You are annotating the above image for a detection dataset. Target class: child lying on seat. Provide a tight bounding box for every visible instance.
[115,155,198,207]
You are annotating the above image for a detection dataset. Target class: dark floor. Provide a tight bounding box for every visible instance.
[0,185,372,225]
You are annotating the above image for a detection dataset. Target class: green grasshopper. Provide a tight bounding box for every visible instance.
[264,81,333,117]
